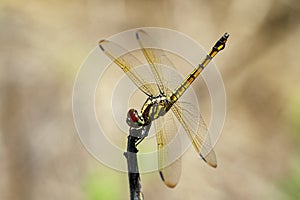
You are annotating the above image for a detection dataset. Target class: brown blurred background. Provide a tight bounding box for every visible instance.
[1,0,300,199]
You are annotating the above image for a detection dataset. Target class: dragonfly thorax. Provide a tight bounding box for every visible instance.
[139,95,172,126]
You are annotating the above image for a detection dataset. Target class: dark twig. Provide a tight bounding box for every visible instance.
[124,126,148,200]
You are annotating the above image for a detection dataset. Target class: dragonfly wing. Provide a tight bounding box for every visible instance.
[154,110,181,188]
[136,30,177,96]
[171,102,217,168]
[99,39,156,96]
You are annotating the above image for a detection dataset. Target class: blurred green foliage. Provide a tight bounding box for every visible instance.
[287,93,300,141]
[281,156,300,200]
[280,93,300,199]
[84,168,123,200]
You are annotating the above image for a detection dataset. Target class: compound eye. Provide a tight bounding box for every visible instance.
[128,109,139,123]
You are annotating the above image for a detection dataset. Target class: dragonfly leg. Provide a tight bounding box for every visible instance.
[135,137,145,146]
[129,123,152,146]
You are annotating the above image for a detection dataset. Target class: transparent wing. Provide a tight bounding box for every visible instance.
[136,30,177,96]
[171,101,217,168]
[99,39,156,96]
[154,110,181,188]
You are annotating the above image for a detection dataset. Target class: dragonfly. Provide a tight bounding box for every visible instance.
[99,30,229,188]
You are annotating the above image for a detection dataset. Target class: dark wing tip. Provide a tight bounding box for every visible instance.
[159,171,177,188]
[209,162,218,168]
[136,29,147,40]
[166,182,177,188]
[200,153,217,168]
[98,39,106,51]
[159,171,165,181]
[135,31,140,40]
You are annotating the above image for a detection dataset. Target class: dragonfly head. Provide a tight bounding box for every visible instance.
[127,109,144,127]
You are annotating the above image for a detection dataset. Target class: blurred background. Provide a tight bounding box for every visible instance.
[1,0,300,199]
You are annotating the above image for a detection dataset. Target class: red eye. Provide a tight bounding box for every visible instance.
[128,109,139,123]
